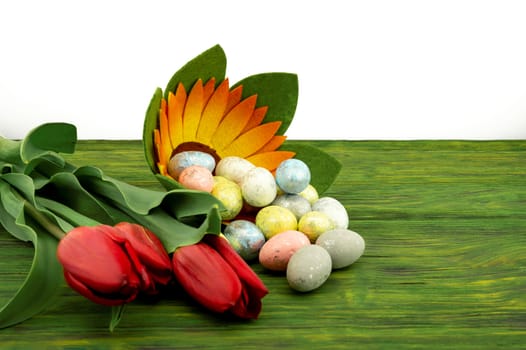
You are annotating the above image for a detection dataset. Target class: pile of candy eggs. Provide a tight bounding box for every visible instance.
[168,151,365,292]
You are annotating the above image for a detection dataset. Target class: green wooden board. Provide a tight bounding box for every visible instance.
[1,140,525,349]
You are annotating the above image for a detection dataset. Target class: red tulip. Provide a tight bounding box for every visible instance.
[172,234,269,319]
[113,222,172,294]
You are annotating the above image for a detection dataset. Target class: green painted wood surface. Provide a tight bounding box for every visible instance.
[1,140,525,349]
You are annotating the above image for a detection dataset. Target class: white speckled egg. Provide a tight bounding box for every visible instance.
[275,159,311,194]
[241,167,277,207]
[258,230,310,271]
[316,229,365,269]
[224,220,266,261]
[312,197,349,229]
[215,156,255,185]
[287,245,332,292]
[168,151,216,180]
[272,194,312,220]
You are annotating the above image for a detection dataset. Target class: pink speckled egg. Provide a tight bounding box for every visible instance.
[178,165,214,192]
[258,230,311,271]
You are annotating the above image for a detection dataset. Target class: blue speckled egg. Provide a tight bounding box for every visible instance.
[224,220,266,261]
[168,151,216,180]
[275,159,311,194]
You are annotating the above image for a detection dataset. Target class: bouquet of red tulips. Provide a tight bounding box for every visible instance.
[0,123,268,331]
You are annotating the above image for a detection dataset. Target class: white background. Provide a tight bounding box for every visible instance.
[1,0,526,140]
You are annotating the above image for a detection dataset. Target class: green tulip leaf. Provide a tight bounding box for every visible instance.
[279,142,342,195]
[153,173,186,191]
[143,87,163,175]
[164,44,227,97]
[109,304,126,332]
[20,123,77,164]
[232,73,299,136]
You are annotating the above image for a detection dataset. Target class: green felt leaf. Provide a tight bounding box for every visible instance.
[142,88,163,174]
[279,142,342,195]
[20,123,77,164]
[232,73,299,135]
[164,44,227,98]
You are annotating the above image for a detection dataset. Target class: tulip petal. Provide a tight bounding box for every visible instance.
[64,272,137,306]
[172,241,242,313]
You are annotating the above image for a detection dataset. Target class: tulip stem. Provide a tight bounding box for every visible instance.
[23,200,66,240]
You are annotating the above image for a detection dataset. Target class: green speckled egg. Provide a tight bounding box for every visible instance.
[287,245,332,292]
[211,176,243,220]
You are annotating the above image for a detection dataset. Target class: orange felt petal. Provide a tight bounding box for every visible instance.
[256,135,287,154]
[246,151,296,172]
[242,106,268,133]
[159,108,173,163]
[183,79,204,142]
[196,79,230,143]
[202,78,216,105]
[220,121,282,158]
[168,84,186,149]
[225,85,243,114]
[212,95,257,151]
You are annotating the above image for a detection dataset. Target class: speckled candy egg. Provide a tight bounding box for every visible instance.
[168,151,216,180]
[287,245,332,292]
[178,165,214,192]
[299,184,319,205]
[255,205,297,239]
[316,229,365,269]
[224,220,266,261]
[241,167,277,207]
[258,230,311,271]
[215,156,255,185]
[275,159,311,194]
[211,176,243,220]
[312,197,349,229]
[298,211,334,242]
[272,194,312,220]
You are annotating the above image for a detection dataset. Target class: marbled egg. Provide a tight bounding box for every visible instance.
[211,176,243,220]
[215,156,255,185]
[168,151,216,180]
[272,194,312,220]
[258,230,310,271]
[298,211,334,242]
[241,167,277,207]
[178,165,214,192]
[275,159,311,194]
[255,205,297,239]
[299,184,319,205]
[224,220,266,261]
[312,197,349,229]
[287,245,332,292]
[316,229,365,269]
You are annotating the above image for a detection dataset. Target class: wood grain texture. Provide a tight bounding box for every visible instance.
[1,140,525,349]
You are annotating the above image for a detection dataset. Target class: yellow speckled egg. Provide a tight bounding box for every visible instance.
[211,176,243,220]
[259,230,311,271]
[255,205,297,239]
[298,211,334,242]
[299,184,319,205]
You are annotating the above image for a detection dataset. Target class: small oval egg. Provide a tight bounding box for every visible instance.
[178,165,214,192]
[287,245,332,292]
[255,205,298,239]
[312,197,349,229]
[258,230,311,271]
[316,229,365,269]
[298,211,334,242]
[224,220,266,261]
[272,194,312,220]
[168,151,216,180]
[275,159,311,194]
[299,184,319,205]
[215,156,255,185]
[211,176,243,220]
[241,167,277,207]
